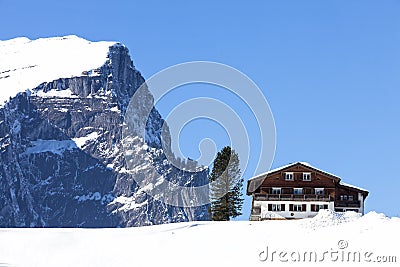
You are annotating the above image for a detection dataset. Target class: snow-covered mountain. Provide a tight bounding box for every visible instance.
[0,210,398,266]
[0,36,209,227]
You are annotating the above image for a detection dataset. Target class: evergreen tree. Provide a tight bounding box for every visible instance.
[209,146,244,221]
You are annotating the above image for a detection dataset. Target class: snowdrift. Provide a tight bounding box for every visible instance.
[0,210,398,267]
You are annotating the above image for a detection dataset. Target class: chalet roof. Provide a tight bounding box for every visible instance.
[248,162,340,181]
[339,182,369,193]
[246,162,369,196]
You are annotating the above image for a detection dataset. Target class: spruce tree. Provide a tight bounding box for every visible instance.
[209,146,244,221]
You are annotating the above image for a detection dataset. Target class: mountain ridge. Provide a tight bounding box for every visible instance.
[0,35,116,106]
[0,36,209,227]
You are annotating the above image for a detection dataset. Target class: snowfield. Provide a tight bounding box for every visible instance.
[0,210,398,267]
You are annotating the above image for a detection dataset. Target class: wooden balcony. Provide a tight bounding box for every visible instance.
[254,193,331,202]
[335,200,361,208]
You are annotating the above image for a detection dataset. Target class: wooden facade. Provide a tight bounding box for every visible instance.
[247,162,368,220]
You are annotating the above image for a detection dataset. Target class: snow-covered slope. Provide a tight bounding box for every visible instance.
[0,211,398,267]
[0,35,115,106]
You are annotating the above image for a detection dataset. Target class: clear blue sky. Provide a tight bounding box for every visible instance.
[1,0,399,218]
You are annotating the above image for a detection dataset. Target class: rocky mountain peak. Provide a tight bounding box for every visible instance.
[0,36,209,227]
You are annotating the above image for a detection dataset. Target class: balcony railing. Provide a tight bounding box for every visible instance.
[334,200,361,207]
[254,193,331,201]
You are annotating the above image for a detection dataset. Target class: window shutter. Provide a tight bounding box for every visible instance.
[281,204,285,211]
[268,204,272,211]
[302,204,307,212]
[311,204,315,212]
[324,204,328,209]
[289,204,294,211]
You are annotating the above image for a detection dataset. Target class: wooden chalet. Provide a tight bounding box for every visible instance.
[246,162,368,220]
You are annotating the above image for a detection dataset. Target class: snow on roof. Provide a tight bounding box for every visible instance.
[248,161,339,181]
[340,182,368,192]
[0,35,116,106]
[247,162,298,182]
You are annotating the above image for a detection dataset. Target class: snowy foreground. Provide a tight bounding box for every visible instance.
[0,211,398,267]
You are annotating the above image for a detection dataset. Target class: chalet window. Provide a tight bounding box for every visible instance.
[340,195,348,201]
[289,204,305,212]
[311,204,329,212]
[302,172,311,181]
[252,207,261,215]
[293,204,302,211]
[268,204,285,211]
[272,188,281,194]
[315,188,324,195]
[272,204,281,211]
[293,188,303,195]
[285,172,294,181]
[348,195,353,201]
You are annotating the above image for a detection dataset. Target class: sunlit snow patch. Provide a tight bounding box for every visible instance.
[72,132,100,148]
[301,209,362,229]
[0,35,116,106]
[24,139,78,156]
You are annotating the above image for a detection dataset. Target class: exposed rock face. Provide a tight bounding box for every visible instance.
[0,44,209,227]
